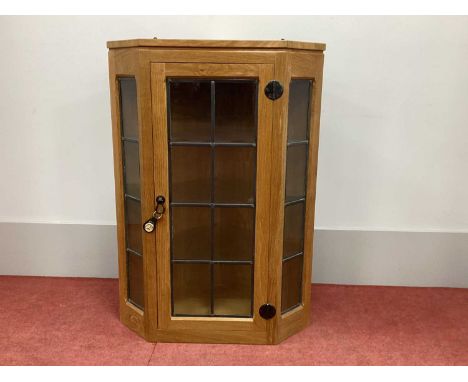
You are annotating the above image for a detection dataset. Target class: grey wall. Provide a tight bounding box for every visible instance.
[0,223,118,278]
[1,223,467,288]
[312,229,468,287]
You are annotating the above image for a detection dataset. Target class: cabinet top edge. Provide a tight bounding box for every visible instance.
[106,39,326,51]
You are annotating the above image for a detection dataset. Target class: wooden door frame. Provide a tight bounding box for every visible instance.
[150,61,275,343]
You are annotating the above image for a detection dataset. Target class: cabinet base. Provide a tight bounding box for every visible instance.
[148,329,271,345]
[120,299,309,344]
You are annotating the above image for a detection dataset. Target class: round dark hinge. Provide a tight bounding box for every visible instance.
[264,80,284,100]
[259,304,276,320]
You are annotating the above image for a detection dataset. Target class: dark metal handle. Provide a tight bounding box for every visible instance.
[154,195,165,218]
[264,80,284,100]
[259,304,276,319]
[143,195,166,233]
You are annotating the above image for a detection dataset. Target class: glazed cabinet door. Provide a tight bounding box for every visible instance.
[151,63,274,343]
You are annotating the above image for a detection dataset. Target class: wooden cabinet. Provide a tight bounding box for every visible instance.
[107,39,325,344]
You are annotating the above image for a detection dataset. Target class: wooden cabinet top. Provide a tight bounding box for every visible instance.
[107,38,326,51]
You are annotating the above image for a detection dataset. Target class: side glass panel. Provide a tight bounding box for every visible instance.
[120,78,139,140]
[281,79,312,314]
[118,77,144,310]
[168,79,258,318]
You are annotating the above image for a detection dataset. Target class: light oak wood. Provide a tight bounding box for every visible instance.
[278,305,307,343]
[136,51,159,340]
[108,48,144,335]
[154,328,269,344]
[164,62,260,77]
[267,51,289,344]
[107,38,326,51]
[140,49,278,65]
[121,302,145,338]
[151,63,170,341]
[151,63,272,340]
[276,51,325,344]
[108,40,325,344]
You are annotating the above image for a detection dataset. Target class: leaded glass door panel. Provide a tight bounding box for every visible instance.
[151,63,273,336]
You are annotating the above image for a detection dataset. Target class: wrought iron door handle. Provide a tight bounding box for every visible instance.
[143,195,165,233]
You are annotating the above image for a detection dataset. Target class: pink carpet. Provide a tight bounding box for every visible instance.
[0,276,466,365]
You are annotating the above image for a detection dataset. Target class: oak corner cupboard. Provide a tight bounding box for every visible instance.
[107,38,325,344]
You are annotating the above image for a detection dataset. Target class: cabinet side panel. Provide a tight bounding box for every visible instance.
[108,50,128,313]
[277,51,325,343]
[302,53,324,315]
[108,49,145,338]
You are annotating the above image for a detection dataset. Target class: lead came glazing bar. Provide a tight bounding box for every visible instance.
[172,259,253,265]
[124,194,141,202]
[170,141,256,147]
[284,198,306,207]
[122,137,139,143]
[287,140,309,147]
[210,80,216,316]
[170,202,255,208]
